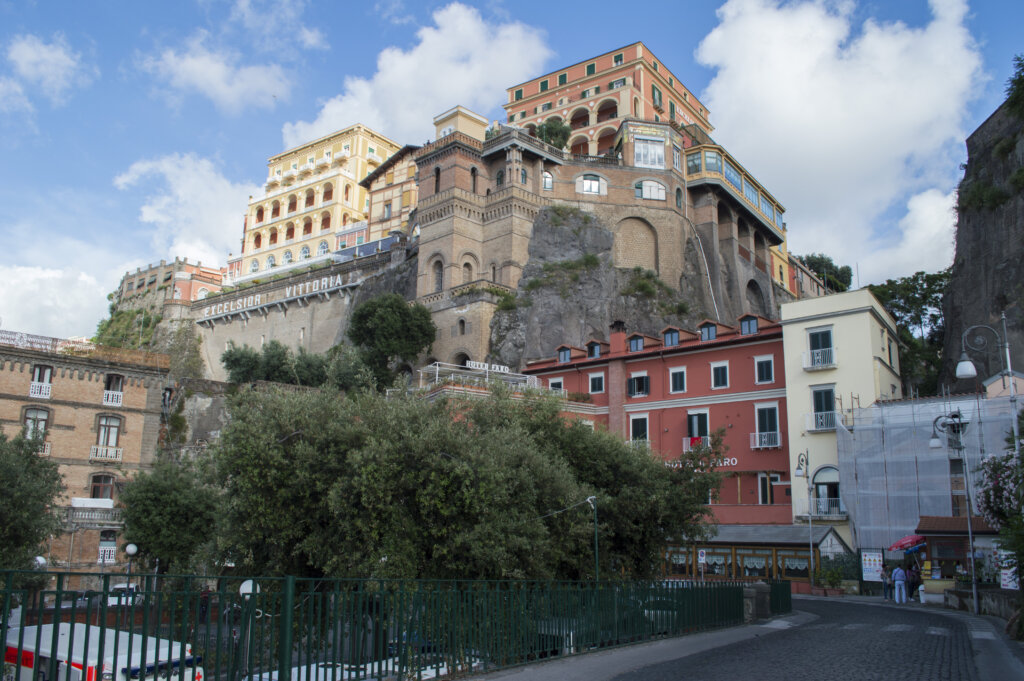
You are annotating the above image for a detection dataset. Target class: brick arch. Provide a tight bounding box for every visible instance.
[614,217,659,273]
[745,279,768,317]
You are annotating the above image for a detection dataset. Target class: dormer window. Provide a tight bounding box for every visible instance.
[558,348,571,363]
[700,324,716,341]
[587,343,601,358]
[664,329,679,347]
[628,336,644,352]
[740,317,758,335]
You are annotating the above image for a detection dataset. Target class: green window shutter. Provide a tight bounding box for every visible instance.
[586,63,596,76]
[540,80,548,92]
[514,88,523,101]
[669,101,675,120]
[558,73,567,85]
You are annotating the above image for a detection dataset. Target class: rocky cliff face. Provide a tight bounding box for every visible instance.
[943,102,1024,386]
[490,207,718,367]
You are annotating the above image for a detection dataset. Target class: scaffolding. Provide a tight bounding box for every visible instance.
[837,394,1018,550]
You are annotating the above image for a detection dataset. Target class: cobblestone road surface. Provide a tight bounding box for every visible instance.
[611,600,979,681]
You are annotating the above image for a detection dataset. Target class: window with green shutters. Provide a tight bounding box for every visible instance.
[558,73,567,85]
[651,85,662,108]
[586,62,596,75]
[514,88,523,101]
[613,53,623,66]
[540,79,548,92]
[669,101,675,120]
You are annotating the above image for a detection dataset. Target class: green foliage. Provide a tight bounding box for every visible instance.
[167,322,205,381]
[347,294,436,387]
[93,308,162,349]
[958,180,1010,211]
[259,340,294,383]
[120,458,221,573]
[221,342,262,383]
[794,253,852,292]
[1006,53,1024,121]
[292,348,328,386]
[547,204,593,227]
[221,340,376,391]
[535,119,572,149]
[325,345,377,392]
[1010,167,1024,193]
[619,268,689,318]
[867,269,949,395]
[993,135,1017,159]
[0,434,64,572]
[210,387,721,580]
[817,552,860,581]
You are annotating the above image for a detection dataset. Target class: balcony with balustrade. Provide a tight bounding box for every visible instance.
[794,497,847,520]
[29,382,51,399]
[102,390,123,407]
[750,431,782,449]
[802,347,836,370]
[90,445,123,463]
[804,411,838,432]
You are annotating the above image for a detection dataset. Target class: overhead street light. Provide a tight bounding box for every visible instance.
[955,312,1020,457]
[794,450,814,588]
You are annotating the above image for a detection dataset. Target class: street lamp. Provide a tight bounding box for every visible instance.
[955,312,1020,457]
[125,543,138,589]
[930,411,979,615]
[794,450,815,587]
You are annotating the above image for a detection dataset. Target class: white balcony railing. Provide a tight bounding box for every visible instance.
[29,382,52,399]
[805,411,838,432]
[102,390,123,407]
[97,546,117,564]
[37,442,51,456]
[750,431,781,449]
[316,157,330,167]
[629,439,650,450]
[90,445,123,462]
[367,152,382,163]
[802,348,835,370]
[682,436,711,453]
[795,497,847,517]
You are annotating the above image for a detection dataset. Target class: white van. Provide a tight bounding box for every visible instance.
[4,623,202,681]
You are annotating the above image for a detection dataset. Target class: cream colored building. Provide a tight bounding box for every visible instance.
[237,124,400,282]
[780,289,902,547]
[359,144,422,241]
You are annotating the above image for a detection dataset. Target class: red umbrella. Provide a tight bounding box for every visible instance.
[888,534,925,551]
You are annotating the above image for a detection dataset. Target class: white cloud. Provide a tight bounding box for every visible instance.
[139,31,291,115]
[282,2,552,147]
[0,76,32,113]
[695,0,982,283]
[230,0,328,51]
[6,32,95,105]
[114,153,262,265]
[375,0,415,25]
[0,265,110,338]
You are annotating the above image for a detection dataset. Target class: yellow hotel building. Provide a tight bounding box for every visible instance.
[235,124,400,281]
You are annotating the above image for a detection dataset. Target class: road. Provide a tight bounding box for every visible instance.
[612,599,979,681]
[478,596,1024,681]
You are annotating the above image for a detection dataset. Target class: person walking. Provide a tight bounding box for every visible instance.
[881,565,892,601]
[893,564,907,604]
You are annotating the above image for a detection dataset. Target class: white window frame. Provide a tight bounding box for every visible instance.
[710,361,729,389]
[542,171,553,190]
[686,408,710,438]
[754,355,774,385]
[635,180,666,200]
[628,370,649,397]
[633,136,665,169]
[758,473,781,505]
[669,366,687,394]
[549,378,563,391]
[754,401,780,440]
[581,174,602,194]
[588,372,605,394]
[629,413,649,442]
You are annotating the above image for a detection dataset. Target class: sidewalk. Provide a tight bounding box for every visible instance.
[472,610,816,681]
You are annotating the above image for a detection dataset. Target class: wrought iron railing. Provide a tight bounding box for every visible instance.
[1,573,745,681]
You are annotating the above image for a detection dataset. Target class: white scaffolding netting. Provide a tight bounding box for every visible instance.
[837,394,1019,550]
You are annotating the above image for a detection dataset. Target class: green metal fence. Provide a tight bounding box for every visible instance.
[768,580,792,614]
[2,573,744,681]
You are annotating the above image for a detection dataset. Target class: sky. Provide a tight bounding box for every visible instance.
[0,0,1020,338]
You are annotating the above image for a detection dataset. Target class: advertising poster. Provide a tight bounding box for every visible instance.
[861,550,883,582]
[999,550,1019,590]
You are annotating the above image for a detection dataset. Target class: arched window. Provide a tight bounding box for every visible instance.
[520,168,527,184]
[542,171,553,190]
[300,246,311,259]
[271,201,280,218]
[634,180,666,200]
[434,167,441,193]
[91,474,115,499]
[253,233,262,249]
[812,466,841,515]
[675,187,683,208]
[633,97,640,117]
[305,189,315,208]
[432,260,443,292]
[491,264,497,282]
[255,206,264,223]
[462,262,472,283]
[342,213,349,226]
[321,213,331,230]
[266,255,276,269]
[581,174,601,193]
[470,167,477,194]
[283,250,293,264]
[24,407,48,439]
[287,195,297,213]
[344,184,351,202]
[458,319,466,335]
[269,228,278,245]
[496,170,504,187]
[322,183,333,202]
[317,241,329,256]
[302,219,312,236]
[249,259,259,272]
[286,224,295,240]
[197,288,209,299]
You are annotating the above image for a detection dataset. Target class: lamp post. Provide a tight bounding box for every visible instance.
[955,312,1020,457]
[586,496,599,581]
[930,411,979,615]
[125,543,138,589]
[795,450,814,587]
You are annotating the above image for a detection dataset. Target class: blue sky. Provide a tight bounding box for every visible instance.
[0,0,1020,338]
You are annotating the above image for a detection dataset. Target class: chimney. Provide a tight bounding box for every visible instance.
[609,320,627,355]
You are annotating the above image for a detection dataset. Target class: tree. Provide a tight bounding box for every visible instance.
[795,253,853,292]
[221,342,261,383]
[210,386,721,580]
[1007,53,1024,121]
[119,458,220,573]
[0,434,64,572]
[347,294,435,388]
[868,268,949,395]
[535,119,572,150]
